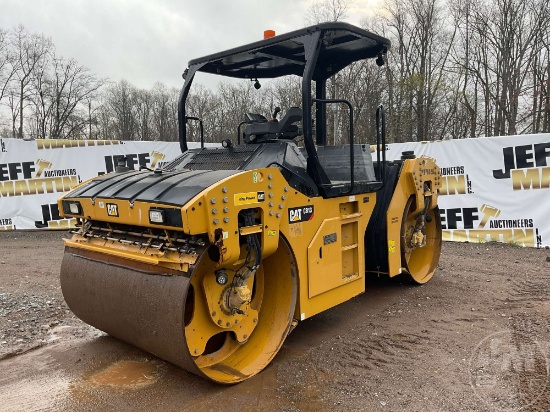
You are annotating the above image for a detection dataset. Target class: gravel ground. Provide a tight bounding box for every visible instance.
[0,230,549,411]
[0,231,77,359]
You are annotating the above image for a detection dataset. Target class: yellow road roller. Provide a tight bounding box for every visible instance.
[59,22,442,384]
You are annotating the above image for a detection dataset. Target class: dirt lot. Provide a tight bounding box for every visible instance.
[0,230,549,411]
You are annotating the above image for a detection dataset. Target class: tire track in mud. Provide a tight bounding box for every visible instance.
[429,315,491,332]
[327,331,430,373]
[275,243,550,411]
[275,294,440,410]
[277,316,470,411]
[276,297,452,409]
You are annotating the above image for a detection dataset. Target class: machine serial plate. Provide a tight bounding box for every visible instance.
[323,233,337,245]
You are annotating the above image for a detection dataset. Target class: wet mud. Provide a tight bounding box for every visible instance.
[0,230,549,411]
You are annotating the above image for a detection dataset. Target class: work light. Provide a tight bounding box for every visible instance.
[149,209,164,224]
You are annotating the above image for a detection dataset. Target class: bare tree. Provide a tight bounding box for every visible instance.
[11,25,52,138]
[84,94,103,139]
[133,88,153,141]
[151,82,171,141]
[453,0,550,136]
[531,35,550,133]
[270,76,302,111]
[104,80,139,140]
[28,54,106,139]
[150,83,180,141]
[6,89,19,138]
[95,93,116,140]
[305,0,352,25]
[336,59,387,144]
[0,28,18,104]
[28,47,51,138]
[49,57,105,138]
[185,83,219,142]
[381,0,456,141]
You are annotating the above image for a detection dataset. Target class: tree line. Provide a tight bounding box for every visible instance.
[1,0,548,145]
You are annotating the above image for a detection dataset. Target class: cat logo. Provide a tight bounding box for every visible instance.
[107,203,119,217]
[289,208,302,222]
[288,206,314,223]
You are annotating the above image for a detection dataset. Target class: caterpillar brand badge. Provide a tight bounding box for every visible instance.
[288,206,314,223]
[388,240,396,253]
[106,203,119,217]
[234,191,265,206]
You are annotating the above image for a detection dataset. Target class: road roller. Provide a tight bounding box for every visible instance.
[58,22,442,384]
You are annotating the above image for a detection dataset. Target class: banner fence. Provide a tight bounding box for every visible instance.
[381,134,549,248]
[1,134,548,248]
[0,138,182,230]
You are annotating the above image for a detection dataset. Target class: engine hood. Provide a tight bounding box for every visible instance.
[64,169,241,207]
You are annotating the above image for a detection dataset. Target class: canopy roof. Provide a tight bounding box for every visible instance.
[188,22,391,81]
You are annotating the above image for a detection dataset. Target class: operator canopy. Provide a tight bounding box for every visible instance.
[187,22,390,81]
[178,22,392,193]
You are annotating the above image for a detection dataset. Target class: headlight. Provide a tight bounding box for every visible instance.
[62,200,82,216]
[147,207,182,227]
[149,209,164,224]
[69,203,80,214]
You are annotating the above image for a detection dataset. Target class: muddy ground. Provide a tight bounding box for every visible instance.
[0,230,549,411]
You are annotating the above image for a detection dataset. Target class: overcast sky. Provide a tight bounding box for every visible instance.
[0,0,381,90]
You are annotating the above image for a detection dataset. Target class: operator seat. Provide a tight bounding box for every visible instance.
[244,107,302,143]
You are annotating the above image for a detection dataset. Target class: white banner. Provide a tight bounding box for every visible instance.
[380,134,550,248]
[0,138,183,230]
[1,135,548,248]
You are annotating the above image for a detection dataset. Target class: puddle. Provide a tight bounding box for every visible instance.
[88,360,165,389]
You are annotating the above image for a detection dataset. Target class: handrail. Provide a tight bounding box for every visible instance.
[186,116,204,149]
[375,105,386,186]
